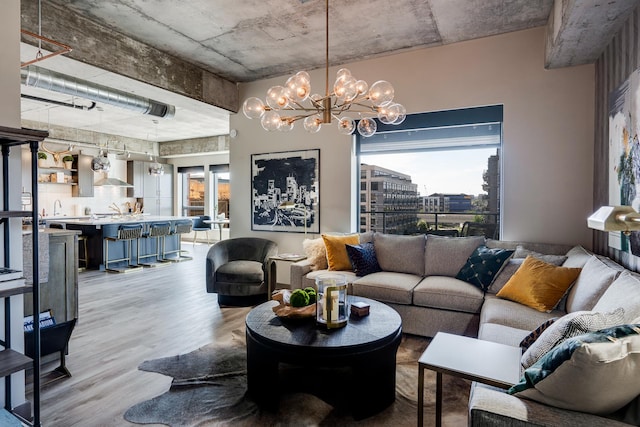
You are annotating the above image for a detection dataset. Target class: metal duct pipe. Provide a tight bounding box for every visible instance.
[21,65,175,118]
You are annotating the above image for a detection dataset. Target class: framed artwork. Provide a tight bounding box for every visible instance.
[251,149,320,233]
[609,68,640,255]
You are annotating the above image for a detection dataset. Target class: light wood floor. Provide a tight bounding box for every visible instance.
[34,242,253,426]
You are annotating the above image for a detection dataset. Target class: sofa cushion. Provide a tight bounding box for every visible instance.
[373,233,425,276]
[593,271,640,323]
[565,255,623,313]
[322,233,359,271]
[562,245,593,268]
[345,242,382,276]
[513,245,568,265]
[412,276,484,313]
[456,245,514,291]
[351,271,422,305]
[520,308,626,369]
[424,235,484,277]
[478,322,532,347]
[302,237,328,271]
[481,295,564,331]
[510,324,640,415]
[496,256,581,312]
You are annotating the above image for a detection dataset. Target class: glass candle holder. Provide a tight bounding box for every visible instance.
[315,273,348,329]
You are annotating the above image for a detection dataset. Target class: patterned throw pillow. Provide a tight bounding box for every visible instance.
[509,324,640,415]
[519,318,558,351]
[455,245,514,291]
[345,242,382,277]
[520,308,626,369]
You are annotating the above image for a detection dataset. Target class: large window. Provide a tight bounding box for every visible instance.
[357,105,503,237]
[178,164,230,219]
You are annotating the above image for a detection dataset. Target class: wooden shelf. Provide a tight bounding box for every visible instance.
[0,285,32,299]
[0,349,33,378]
[0,211,33,219]
[38,167,76,173]
[37,182,77,186]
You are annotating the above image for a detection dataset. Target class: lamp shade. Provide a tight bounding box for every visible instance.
[587,206,640,232]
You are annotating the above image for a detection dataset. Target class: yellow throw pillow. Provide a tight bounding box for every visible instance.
[497,256,581,312]
[322,234,360,271]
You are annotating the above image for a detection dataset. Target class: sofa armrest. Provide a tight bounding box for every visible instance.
[290,259,313,290]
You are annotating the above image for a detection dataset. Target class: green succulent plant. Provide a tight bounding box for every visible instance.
[63,155,74,162]
[290,289,310,307]
[37,151,47,159]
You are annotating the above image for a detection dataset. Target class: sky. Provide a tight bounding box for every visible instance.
[362,147,497,196]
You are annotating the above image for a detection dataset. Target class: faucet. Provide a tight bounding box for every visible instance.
[54,199,62,216]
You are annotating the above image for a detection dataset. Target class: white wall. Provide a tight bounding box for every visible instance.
[231,26,595,253]
[0,0,27,409]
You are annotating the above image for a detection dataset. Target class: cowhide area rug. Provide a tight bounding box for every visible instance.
[124,330,469,426]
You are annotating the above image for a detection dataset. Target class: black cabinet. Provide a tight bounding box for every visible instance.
[0,126,48,426]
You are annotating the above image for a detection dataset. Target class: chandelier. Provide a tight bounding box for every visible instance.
[241,0,405,137]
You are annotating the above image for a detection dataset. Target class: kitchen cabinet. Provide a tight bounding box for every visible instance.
[127,161,173,215]
[71,154,94,197]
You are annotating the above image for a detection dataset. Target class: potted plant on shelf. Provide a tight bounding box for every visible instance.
[37,151,47,168]
[63,155,74,170]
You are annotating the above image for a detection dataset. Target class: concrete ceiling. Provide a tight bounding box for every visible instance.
[18,0,639,146]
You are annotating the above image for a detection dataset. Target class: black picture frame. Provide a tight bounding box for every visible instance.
[251,149,320,233]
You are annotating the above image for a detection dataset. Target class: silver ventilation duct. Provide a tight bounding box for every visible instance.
[21,65,175,118]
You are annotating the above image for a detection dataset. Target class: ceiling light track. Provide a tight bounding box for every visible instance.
[21,93,96,111]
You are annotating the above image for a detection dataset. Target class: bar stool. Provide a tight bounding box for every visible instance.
[138,221,172,267]
[164,219,193,262]
[104,223,144,273]
[78,235,88,271]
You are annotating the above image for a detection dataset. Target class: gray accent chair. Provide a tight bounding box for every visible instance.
[206,237,278,306]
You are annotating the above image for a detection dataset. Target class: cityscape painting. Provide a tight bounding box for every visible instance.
[251,149,320,233]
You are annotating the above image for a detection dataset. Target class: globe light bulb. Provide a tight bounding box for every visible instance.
[355,80,368,95]
[242,97,265,119]
[369,80,395,107]
[338,117,355,135]
[336,68,351,80]
[357,118,377,137]
[266,86,289,110]
[279,120,294,132]
[391,103,406,124]
[303,115,322,133]
[261,111,282,131]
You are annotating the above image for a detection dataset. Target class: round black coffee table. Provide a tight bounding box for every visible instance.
[245,296,402,420]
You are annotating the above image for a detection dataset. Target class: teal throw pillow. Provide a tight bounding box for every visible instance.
[456,245,514,291]
[508,324,640,414]
[345,242,382,277]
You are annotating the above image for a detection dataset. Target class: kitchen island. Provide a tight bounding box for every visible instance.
[47,216,190,270]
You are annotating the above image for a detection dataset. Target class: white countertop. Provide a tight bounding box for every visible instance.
[46,215,184,226]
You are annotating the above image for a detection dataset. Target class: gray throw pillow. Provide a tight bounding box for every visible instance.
[424,235,484,277]
[565,255,623,312]
[513,245,567,265]
[520,308,625,369]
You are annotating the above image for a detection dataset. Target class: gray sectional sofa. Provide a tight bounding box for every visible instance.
[289,232,640,425]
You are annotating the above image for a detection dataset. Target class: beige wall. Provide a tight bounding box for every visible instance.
[230,26,595,253]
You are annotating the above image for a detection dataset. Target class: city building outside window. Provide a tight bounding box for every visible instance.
[357,106,502,237]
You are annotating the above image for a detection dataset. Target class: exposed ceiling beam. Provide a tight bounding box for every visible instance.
[545,0,639,68]
[20,0,239,113]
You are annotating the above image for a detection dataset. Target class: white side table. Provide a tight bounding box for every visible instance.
[267,254,306,297]
[417,332,522,427]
